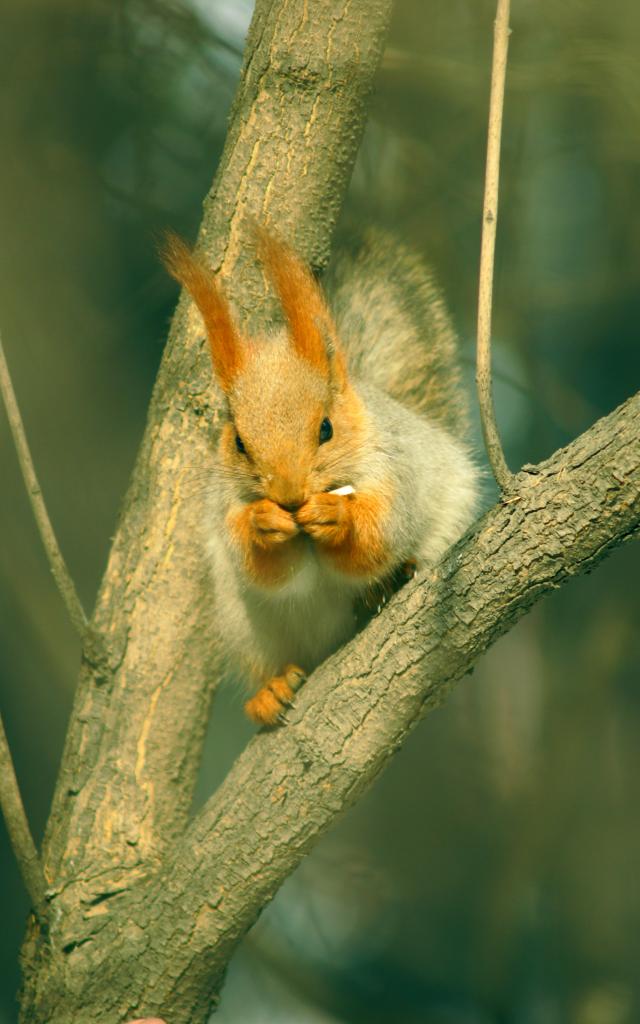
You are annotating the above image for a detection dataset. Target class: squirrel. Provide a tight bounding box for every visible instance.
[162,225,479,727]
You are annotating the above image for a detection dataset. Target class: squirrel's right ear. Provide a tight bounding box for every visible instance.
[160,233,243,393]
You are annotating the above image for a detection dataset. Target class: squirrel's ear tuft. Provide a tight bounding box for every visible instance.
[255,225,345,383]
[160,232,243,393]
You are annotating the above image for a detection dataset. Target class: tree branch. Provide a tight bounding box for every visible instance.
[0,333,87,636]
[476,0,514,491]
[0,712,47,922]
[132,389,639,1021]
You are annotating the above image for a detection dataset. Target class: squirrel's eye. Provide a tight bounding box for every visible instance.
[235,434,246,455]
[319,417,333,444]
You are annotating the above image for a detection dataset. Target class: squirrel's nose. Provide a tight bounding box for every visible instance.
[268,474,306,511]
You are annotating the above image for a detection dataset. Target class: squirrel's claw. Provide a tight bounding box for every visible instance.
[244,665,307,727]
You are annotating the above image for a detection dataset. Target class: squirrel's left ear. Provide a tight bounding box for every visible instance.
[255,225,347,389]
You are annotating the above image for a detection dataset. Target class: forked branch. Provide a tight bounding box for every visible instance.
[0,331,85,921]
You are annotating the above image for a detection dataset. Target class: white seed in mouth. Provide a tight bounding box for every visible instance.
[329,484,355,496]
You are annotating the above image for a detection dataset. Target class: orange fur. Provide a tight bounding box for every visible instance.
[227,499,305,588]
[245,665,306,727]
[244,687,285,727]
[296,491,392,577]
[161,232,243,392]
[255,226,346,383]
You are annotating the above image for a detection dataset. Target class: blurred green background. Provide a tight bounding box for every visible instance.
[1,1,639,1021]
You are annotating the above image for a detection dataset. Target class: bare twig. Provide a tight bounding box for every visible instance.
[0,333,87,636]
[0,712,47,920]
[476,0,514,492]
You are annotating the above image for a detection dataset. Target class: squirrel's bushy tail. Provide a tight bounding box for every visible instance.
[326,227,469,437]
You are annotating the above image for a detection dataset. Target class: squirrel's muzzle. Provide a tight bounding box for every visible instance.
[266,473,307,511]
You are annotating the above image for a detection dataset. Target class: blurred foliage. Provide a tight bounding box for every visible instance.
[1,0,639,1022]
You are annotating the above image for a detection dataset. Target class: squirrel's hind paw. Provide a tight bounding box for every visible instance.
[245,664,307,727]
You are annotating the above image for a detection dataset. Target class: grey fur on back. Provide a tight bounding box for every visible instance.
[325,227,469,437]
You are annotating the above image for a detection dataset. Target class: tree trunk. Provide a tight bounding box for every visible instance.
[18,1,393,1021]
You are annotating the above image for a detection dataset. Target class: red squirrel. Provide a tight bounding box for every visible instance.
[163,226,478,726]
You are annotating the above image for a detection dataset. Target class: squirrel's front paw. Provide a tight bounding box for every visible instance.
[245,665,307,727]
[250,499,299,549]
[296,492,350,547]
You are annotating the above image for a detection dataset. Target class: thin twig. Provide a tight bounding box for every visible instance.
[476,0,514,492]
[0,712,48,920]
[0,333,87,635]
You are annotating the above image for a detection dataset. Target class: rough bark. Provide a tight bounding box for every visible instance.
[19,0,394,1021]
[16,1,640,1022]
